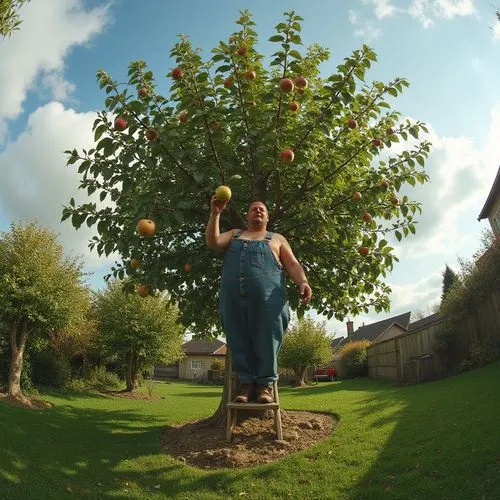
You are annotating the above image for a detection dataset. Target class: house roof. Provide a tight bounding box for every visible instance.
[341,311,411,344]
[181,338,226,355]
[478,166,500,220]
[372,322,408,343]
[408,312,441,332]
[331,337,345,349]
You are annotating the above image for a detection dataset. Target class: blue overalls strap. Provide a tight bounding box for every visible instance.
[233,230,244,239]
[265,231,273,240]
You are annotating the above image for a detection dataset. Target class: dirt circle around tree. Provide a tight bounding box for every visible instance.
[160,409,338,469]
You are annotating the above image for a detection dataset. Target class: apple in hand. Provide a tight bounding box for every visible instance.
[215,185,232,202]
[136,219,156,237]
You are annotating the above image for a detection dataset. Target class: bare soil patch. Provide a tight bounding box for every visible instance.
[0,392,54,409]
[101,390,161,401]
[160,409,337,469]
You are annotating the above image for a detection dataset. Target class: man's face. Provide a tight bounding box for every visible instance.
[247,202,269,226]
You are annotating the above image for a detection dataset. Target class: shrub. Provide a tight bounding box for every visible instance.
[32,350,71,388]
[210,360,224,371]
[468,341,499,368]
[337,340,371,378]
[65,366,122,392]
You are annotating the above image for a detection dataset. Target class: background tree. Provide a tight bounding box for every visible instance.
[0,222,87,400]
[94,280,185,391]
[63,10,430,423]
[441,264,458,303]
[278,317,332,386]
[0,0,30,37]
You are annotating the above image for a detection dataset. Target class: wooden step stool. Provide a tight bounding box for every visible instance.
[225,357,283,442]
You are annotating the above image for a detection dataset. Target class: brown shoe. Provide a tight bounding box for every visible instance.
[257,385,274,403]
[234,383,255,403]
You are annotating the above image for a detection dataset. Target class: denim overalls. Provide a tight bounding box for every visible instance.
[219,230,290,386]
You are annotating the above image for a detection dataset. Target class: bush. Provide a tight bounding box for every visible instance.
[337,340,371,378]
[65,366,122,392]
[469,341,499,368]
[32,350,71,388]
[210,360,224,371]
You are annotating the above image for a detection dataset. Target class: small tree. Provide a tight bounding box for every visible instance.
[0,0,30,37]
[94,280,185,391]
[278,317,332,386]
[0,222,88,400]
[441,264,458,303]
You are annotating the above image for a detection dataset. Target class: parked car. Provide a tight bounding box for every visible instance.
[313,366,337,382]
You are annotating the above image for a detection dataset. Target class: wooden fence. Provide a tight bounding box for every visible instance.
[367,290,500,383]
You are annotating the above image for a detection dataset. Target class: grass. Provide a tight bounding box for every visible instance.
[0,362,499,499]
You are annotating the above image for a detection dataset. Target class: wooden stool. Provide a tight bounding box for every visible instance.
[225,357,283,442]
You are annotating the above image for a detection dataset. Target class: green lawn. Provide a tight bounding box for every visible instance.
[1,362,500,499]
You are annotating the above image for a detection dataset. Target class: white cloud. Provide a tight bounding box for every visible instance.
[348,9,383,41]
[493,19,500,40]
[0,102,115,272]
[408,0,477,27]
[361,0,400,19]
[0,0,111,141]
[41,70,77,102]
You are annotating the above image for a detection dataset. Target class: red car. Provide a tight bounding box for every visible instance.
[313,366,337,382]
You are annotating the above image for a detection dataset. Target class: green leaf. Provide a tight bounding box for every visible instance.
[395,230,402,242]
[288,50,302,59]
[269,35,284,42]
[94,124,107,142]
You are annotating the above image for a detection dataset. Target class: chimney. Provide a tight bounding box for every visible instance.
[346,320,354,336]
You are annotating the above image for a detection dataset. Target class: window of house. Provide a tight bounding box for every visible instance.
[191,360,202,370]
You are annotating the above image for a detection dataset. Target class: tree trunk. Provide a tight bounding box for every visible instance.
[294,366,307,387]
[7,321,29,398]
[126,352,139,392]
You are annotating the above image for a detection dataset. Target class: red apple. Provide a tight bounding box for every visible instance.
[224,77,234,88]
[130,258,141,270]
[296,88,305,95]
[279,78,294,93]
[184,263,193,273]
[380,179,389,189]
[136,219,156,237]
[145,128,158,141]
[136,284,149,297]
[138,87,149,98]
[210,121,220,130]
[390,196,400,206]
[179,111,188,123]
[358,246,370,257]
[279,149,294,163]
[245,69,256,80]
[114,116,128,131]
[237,46,247,57]
[172,67,184,80]
[289,101,300,112]
[363,212,373,223]
[347,119,357,129]
[372,138,382,147]
[386,127,394,136]
[294,76,309,89]
[353,191,362,201]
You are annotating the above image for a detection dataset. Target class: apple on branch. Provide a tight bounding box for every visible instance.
[171,67,184,80]
[289,101,300,112]
[294,76,308,89]
[145,128,158,141]
[279,78,294,93]
[237,46,247,56]
[353,191,362,201]
[136,219,156,238]
[245,69,256,80]
[138,87,149,99]
[224,77,234,88]
[358,246,370,257]
[179,111,188,123]
[347,119,357,129]
[363,212,373,223]
[184,263,193,273]
[279,149,294,163]
[136,284,149,297]
[114,116,128,131]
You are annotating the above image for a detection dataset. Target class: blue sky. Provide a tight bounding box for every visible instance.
[1,0,499,337]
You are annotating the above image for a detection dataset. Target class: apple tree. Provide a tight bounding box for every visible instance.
[63,10,430,340]
[0,0,30,38]
[93,280,185,391]
[0,222,88,399]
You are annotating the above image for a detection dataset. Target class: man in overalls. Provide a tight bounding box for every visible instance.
[206,197,312,403]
